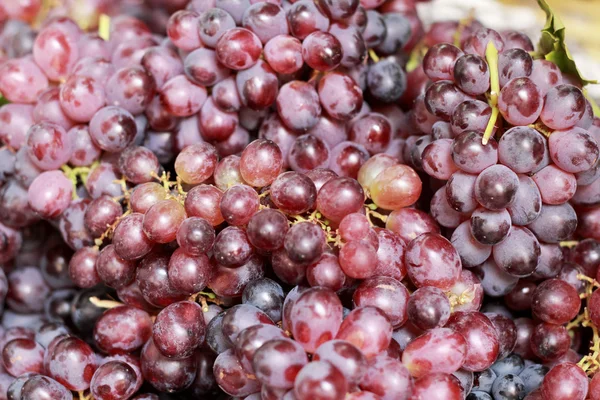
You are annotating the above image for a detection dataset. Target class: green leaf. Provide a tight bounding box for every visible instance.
[0,95,9,106]
[536,0,597,85]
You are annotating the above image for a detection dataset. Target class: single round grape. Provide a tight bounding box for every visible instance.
[470,208,511,246]
[541,363,588,400]
[316,177,364,223]
[277,81,321,132]
[446,312,499,372]
[451,220,492,268]
[153,301,205,359]
[302,31,343,72]
[216,27,262,70]
[405,233,461,291]
[185,185,225,227]
[452,131,498,174]
[27,171,72,219]
[329,22,366,67]
[212,76,242,113]
[531,279,580,325]
[532,165,577,205]
[492,226,540,277]
[213,226,254,267]
[474,259,519,297]
[368,59,407,103]
[498,77,543,125]
[313,340,366,383]
[347,113,391,155]
[318,72,363,121]
[166,10,202,50]
[425,80,469,121]
[240,139,283,187]
[93,305,152,354]
[402,328,467,377]
[407,286,451,330]
[507,175,542,226]
[328,141,370,179]
[463,27,505,56]
[160,75,208,118]
[423,43,464,81]
[141,338,197,393]
[287,0,329,40]
[375,12,412,54]
[270,171,317,215]
[176,217,215,256]
[47,336,98,391]
[198,8,236,47]
[220,184,260,226]
[548,127,599,173]
[453,54,490,96]
[498,48,533,87]
[96,244,136,289]
[242,2,288,44]
[527,203,578,243]
[498,126,546,173]
[540,84,586,130]
[530,322,570,362]
[363,10,386,47]
[20,375,73,400]
[475,165,519,210]
[140,46,183,89]
[370,165,421,211]
[451,100,492,136]
[142,199,186,244]
[184,48,230,87]
[118,146,160,184]
[89,106,137,153]
[90,360,138,400]
[167,248,212,295]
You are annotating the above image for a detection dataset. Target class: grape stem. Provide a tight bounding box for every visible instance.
[78,390,93,400]
[61,164,94,200]
[98,14,111,41]
[482,41,501,145]
[89,296,123,309]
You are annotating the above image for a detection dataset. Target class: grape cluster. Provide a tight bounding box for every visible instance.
[0,0,597,399]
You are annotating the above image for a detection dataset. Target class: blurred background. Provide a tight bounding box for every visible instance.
[416,0,600,98]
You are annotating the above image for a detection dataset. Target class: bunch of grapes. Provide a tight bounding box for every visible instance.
[0,0,597,399]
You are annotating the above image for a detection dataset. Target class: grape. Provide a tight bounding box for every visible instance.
[251,337,308,389]
[453,54,490,96]
[216,27,262,70]
[143,199,186,244]
[90,360,138,400]
[272,247,308,285]
[451,100,492,136]
[432,120,454,139]
[474,259,519,297]
[492,226,540,277]
[167,247,211,295]
[47,336,98,391]
[313,340,366,383]
[425,80,469,121]
[329,22,367,67]
[20,375,73,400]
[270,171,317,215]
[531,279,580,325]
[33,87,75,130]
[407,286,451,330]
[302,31,343,71]
[240,139,283,187]
[141,46,184,89]
[27,171,72,219]
[241,278,284,322]
[385,207,440,244]
[166,10,202,51]
[199,97,239,141]
[69,247,100,289]
[548,127,599,173]
[96,244,137,289]
[519,364,548,395]
[367,59,407,103]
[532,165,577,204]
[475,165,519,210]
[498,77,543,126]
[375,13,412,55]
[540,84,586,130]
[541,363,588,400]
[6,266,50,313]
[141,338,197,393]
[402,328,467,377]
[446,171,478,213]
[185,184,225,226]
[451,220,492,268]
[242,2,288,44]
[413,94,440,133]
[33,20,81,81]
[430,187,466,229]
[357,154,397,190]
[452,132,498,174]
[293,361,348,400]
[422,138,459,180]
[486,313,517,360]
[363,10,386,47]
[370,165,421,210]
[498,48,533,87]
[160,75,208,117]
[136,251,187,308]
[89,106,137,153]
[405,233,461,290]
[464,27,504,56]
[527,203,578,243]
[423,43,464,81]
[219,184,259,226]
[506,175,542,226]
[93,305,152,354]
[277,81,321,131]
[360,355,412,399]
[289,287,342,353]
[1,338,44,376]
[318,72,363,122]
[0,104,34,150]
[213,226,253,267]
[503,30,534,51]
[498,126,546,173]
[446,312,499,372]
[184,48,230,87]
[530,322,570,362]
[470,208,511,245]
[153,301,205,359]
